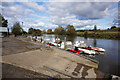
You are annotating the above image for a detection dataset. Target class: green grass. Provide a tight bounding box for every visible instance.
[77,31,120,40]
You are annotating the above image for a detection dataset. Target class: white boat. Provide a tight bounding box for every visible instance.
[66,41,72,45]
[51,42,61,46]
[74,41,105,52]
[78,48,96,55]
[82,46,106,52]
[44,38,50,43]
[36,36,42,42]
[55,38,60,42]
[66,47,96,55]
[74,41,87,47]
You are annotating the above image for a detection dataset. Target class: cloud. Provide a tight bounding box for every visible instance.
[1,0,119,2]
[22,2,46,12]
[2,2,42,28]
[1,2,118,31]
[48,0,119,2]
[47,2,115,20]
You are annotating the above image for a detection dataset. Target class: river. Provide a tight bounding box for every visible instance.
[42,34,120,76]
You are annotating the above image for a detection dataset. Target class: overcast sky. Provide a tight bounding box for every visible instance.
[1,0,119,31]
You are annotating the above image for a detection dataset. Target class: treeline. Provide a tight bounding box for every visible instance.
[28,28,42,36]
[11,22,76,37]
[76,25,119,32]
[11,22,42,36]
[54,25,76,35]
[27,24,76,36]
[77,25,120,39]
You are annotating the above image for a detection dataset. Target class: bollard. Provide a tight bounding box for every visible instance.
[64,37,66,49]
[57,36,58,48]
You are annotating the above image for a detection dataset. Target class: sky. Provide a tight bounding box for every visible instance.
[1,0,119,32]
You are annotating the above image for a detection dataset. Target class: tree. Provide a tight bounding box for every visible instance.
[94,25,97,32]
[111,26,116,29]
[28,28,41,35]
[84,31,88,38]
[42,30,46,34]
[12,22,23,37]
[22,30,27,34]
[28,28,34,34]
[47,29,52,34]
[2,20,8,27]
[54,26,65,35]
[65,24,76,35]
[0,13,8,27]
[34,29,41,36]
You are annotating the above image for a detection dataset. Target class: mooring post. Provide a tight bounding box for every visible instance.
[57,36,58,48]
[64,37,66,49]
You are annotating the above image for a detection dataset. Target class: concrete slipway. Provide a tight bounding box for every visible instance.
[2,47,101,78]
[1,37,103,79]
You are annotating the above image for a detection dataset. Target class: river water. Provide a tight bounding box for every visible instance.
[42,34,120,76]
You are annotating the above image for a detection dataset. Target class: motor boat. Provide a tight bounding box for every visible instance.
[78,48,96,55]
[66,46,96,55]
[74,41,87,47]
[47,39,72,48]
[55,38,60,43]
[66,48,84,54]
[44,38,50,43]
[81,46,105,52]
[47,40,62,47]
[65,41,72,45]
[36,36,42,42]
[74,41,105,52]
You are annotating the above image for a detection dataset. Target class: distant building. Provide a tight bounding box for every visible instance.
[0,27,8,37]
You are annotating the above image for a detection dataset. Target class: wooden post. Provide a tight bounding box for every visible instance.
[57,36,58,48]
[64,37,66,49]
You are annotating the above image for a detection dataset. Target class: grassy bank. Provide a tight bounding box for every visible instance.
[77,31,120,40]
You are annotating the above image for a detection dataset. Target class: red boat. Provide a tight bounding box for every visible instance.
[66,48,85,54]
[47,41,62,46]
[82,47,97,50]
[47,43,55,46]
[81,46,105,52]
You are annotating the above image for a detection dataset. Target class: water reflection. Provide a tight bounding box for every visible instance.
[93,38,97,47]
[84,37,88,44]
[66,35,76,43]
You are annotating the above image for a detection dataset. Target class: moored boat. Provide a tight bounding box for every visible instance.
[66,48,84,54]
[74,41,105,52]
[78,48,96,55]
[66,47,97,55]
[81,46,105,52]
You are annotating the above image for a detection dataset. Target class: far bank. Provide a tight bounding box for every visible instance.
[77,31,120,40]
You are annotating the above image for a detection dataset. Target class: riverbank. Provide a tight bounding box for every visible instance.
[77,31,120,40]
[2,36,110,79]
